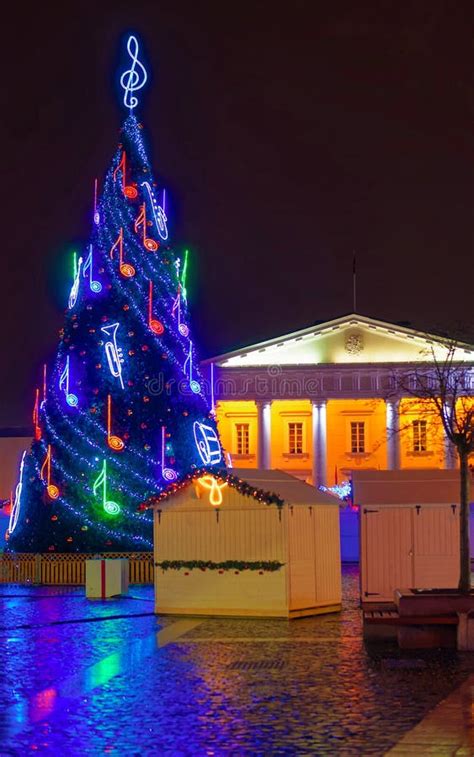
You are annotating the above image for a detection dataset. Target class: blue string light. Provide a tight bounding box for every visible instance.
[7,67,223,553]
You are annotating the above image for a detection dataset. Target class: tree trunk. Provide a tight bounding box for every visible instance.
[458,450,471,593]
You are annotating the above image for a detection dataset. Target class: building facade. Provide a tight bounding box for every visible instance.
[203,314,474,486]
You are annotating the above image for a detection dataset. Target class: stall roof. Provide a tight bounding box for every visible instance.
[353,469,474,506]
[230,469,339,506]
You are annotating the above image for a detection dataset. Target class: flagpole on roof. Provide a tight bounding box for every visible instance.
[352,252,357,312]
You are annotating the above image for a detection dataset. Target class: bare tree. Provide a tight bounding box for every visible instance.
[394,336,474,592]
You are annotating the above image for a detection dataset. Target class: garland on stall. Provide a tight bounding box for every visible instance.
[155,559,284,572]
[139,468,285,510]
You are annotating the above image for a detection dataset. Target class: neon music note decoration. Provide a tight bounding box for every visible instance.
[32,388,41,440]
[59,356,78,407]
[193,421,222,466]
[110,228,136,278]
[181,249,189,301]
[120,35,147,111]
[148,280,164,335]
[197,476,228,507]
[172,285,189,337]
[113,151,138,199]
[93,459,120,515]
[134,203,159,251]
[93,178,100,225]
[83,245,102,293]
[8,450,26,536]
[107,394,125,451]
[68,255,83,309]
[184,341,201,394]
[161,426,177,482]
[41,445,59,500]
[141,181,168,241]
[42,363,47,406]
[101,322,125,389]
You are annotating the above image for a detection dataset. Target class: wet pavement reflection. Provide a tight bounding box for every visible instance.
[2,566,474,755]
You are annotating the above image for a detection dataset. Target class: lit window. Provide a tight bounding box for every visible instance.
[288,422,304,454]
[235,423,250,455]
[413,420,427,452]
[350,422,365,453]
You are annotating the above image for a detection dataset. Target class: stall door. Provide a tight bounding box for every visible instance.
[288,508,317,610]
[362,507,413,601]
[413,506,459,588]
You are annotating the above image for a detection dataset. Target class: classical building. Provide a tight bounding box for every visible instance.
[203,314,474,486]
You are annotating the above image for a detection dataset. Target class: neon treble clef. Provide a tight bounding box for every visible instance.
[120,35,147,110]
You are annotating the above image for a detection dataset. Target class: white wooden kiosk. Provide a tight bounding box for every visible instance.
[148,469,342,618]
[353,469,466,603]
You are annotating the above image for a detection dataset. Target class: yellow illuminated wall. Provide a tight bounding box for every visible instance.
[270,400,312,476]
[399,398,445,469]
[216,397,459,482]
[215,400,258,468]
[326,399,387,486]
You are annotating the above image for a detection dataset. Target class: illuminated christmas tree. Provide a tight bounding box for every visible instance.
[6,36,223,553]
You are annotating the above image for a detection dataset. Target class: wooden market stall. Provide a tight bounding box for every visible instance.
[148,469,342,618]
[353,469,470,604]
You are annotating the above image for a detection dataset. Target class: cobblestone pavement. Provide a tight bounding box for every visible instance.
[2,566,474,755]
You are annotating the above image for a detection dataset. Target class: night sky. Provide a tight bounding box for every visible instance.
[1,1,472,426]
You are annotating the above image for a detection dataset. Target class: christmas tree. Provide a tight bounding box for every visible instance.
[6,36,223,553]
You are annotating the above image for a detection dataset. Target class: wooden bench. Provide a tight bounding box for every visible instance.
[363,609,459,647]
[364,610,459,626]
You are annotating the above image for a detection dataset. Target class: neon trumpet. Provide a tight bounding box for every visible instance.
[101,323,125,389]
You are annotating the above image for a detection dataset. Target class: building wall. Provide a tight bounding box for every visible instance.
[215,400,258,468]
[326,399,387,485]
[270,400,312,476]
[398,398,445,470]
[0,438,31,498]
[216,398,455,484]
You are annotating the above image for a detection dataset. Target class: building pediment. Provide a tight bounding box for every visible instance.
[206,314,474,368]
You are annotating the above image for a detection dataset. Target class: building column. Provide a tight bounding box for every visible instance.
[256,400,272,469]
[444,434,457,469]
[386,399,400,470]
[312,399,327,486]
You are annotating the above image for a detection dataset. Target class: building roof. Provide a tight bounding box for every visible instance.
[202,313,474,368]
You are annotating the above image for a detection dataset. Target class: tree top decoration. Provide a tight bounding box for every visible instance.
[120,35,148,111]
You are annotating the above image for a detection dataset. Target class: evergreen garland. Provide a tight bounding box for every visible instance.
[140,468,285,510]
[155,559,284,572]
